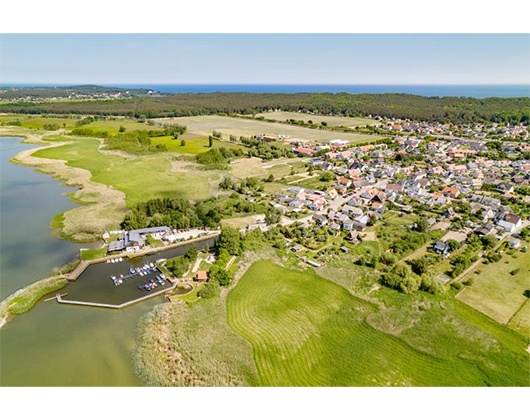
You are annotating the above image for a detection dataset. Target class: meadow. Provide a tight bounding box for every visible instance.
[456,243,529,329]
[156,115,380,143]
[32,137,223,207]
[226,260,529,386]
[255,111,376,127]
[151,134,245,155]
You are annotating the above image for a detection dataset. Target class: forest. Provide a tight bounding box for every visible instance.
[1,91,528,124]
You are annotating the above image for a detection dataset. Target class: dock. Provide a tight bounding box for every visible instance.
[66,261,90,281]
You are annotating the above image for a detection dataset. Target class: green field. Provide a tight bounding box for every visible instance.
[255,111,376,127]
[84,119,161,134]
[226,260,529,386]
[457,244,530,327]
[151,135,245,155]
[15,116,80,130]
[32,137,223,207]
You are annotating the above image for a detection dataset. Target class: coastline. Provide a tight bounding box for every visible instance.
[1,127,127,242]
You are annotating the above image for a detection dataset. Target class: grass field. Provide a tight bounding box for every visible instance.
[155,115,380,144]
[226,260,529,386]
[507,300,530,338]
[456,244,530,326]
[32,137,223,207]
[80,247,107,260]
[83,119,162,135]
[222,214,265,230]
[255,111,376,127]
[151,135,245,155]
[16,116,80,130]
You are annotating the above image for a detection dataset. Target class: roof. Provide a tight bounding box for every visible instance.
[197,271,208,281]
[503,213,521,224]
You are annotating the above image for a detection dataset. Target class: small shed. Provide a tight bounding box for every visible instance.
[196,271,208,282]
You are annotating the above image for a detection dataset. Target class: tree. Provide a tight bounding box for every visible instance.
[217,227,241,255]
[446,239,460,252]
[265,208,282,225]
[198,281,220,299]
[266,174,275,182]
[185,244,197,261]
[319,171,335,182]
[180,139,186,146]
[416,217,430,233]
[118,125,126,133]
[210,266,232,287]
[208,135,213,147]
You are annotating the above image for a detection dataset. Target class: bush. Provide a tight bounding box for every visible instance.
[197,281,220,299]
[510,268,520,276]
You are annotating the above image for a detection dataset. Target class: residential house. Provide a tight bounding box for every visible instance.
[497,213,522,233]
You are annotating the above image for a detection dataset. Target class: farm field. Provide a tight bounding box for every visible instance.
[231,156,308,180]
[456,243,530,326]
[11,116,80,130]
[222,214,265,230]
[255,111,376,127]
[155,115,380,144]
[507,300,530,338]
[32,137,223,207]
[226,260,529,386]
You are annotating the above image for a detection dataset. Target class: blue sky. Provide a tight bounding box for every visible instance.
[0,34,528,85]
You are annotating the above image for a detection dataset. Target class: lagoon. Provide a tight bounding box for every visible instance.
[0,137,204,386]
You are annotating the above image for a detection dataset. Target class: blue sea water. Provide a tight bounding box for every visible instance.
[113,84,530,98]
[1,83,529,98]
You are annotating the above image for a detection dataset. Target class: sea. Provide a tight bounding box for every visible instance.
[113,84,530,98]
[2,84,529,98]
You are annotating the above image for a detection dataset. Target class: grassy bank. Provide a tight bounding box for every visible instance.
[0,276,68,325]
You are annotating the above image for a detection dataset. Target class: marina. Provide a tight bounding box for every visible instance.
[61,236,216,307]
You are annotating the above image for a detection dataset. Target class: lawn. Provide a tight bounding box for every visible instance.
[255,111,376,128]
[32,137,223,207]
[80,247,107,260]
[221,214,265,230]
[155,115,381,144]
[456,244,530,326]
[151,135,245,155]
[226,260,529,386]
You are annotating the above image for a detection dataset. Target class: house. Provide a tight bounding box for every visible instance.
[289,199,305,210]
[196,271,208,282]
[107,226,170,254]
[337,176,352,188]
[291,244,304,253]
[313,214,328,226]
[294,147,317,156]
[507,237,521,249]
[497,213,522,233]
[442,186,460,198]
[433,241,450,255]
[342,218,354,231]
[347,230,359,242]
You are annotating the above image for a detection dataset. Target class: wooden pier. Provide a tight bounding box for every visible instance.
[66,260,90,281]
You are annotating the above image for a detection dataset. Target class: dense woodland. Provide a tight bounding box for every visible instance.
[1,91,528,124]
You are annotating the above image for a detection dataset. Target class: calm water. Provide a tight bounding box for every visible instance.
[0,137,183,386]
[114,84,530,98]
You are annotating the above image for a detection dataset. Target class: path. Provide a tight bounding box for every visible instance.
[191,257,203,273]
[226,256,236,270]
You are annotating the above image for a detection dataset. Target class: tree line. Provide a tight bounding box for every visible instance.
[1,92,528,124]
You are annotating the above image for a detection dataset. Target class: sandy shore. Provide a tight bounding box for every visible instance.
[1,127,127,242]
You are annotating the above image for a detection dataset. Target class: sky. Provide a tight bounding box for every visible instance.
[0,34,529,85]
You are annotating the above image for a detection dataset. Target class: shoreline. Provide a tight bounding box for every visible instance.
[1,127,127,242]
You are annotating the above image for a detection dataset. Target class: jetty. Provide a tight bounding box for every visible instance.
[66,260,90,281]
